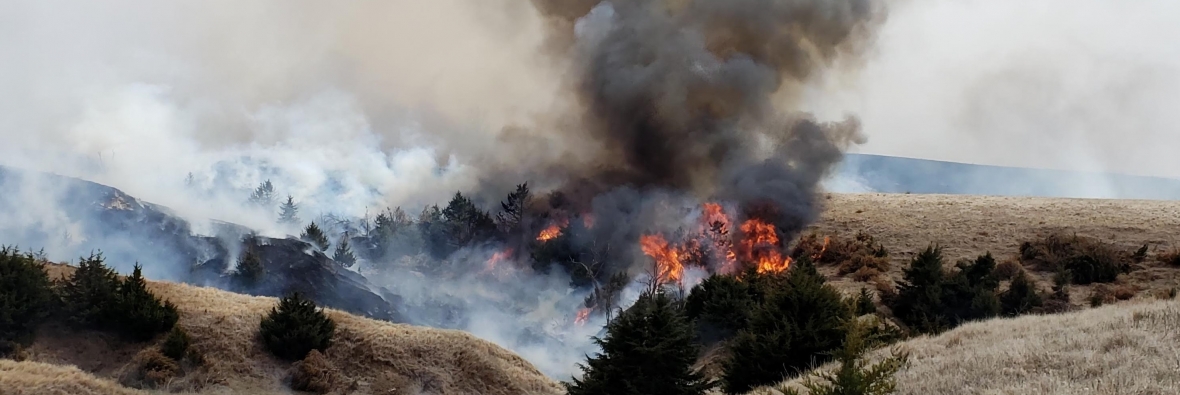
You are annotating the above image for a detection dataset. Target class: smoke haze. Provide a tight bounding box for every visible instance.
[2,0,1177,381]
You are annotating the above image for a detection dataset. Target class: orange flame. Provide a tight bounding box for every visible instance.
[582,213,596,229]
[485,248,514,272]
[640,234,685,284]
[812,236,831,261]
[739,218,792,274]
[575,308,591,326]
[701,203,738,273]
[537,224,562,242]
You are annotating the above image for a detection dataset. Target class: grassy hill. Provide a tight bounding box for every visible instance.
[750,297,1180,394]
[5,264,562,395]
[811,193,1180,301]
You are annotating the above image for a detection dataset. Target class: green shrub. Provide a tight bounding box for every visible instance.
[566,291,713,395]
[1000,270,1043,316]
[722,259,850,394]
[0,247,55,352]
[852,288,877,316]
[60,257,178,341]
[260,292,336,361]
[116,264,179,341]
[785,319,910,395]
[889,246,949,334]
[941,253,1001,325]
[686,274,755,341]
[161,326,191,361]
[890,248,1001,334]
[1019,234,1130,284]
[59,253,121,329]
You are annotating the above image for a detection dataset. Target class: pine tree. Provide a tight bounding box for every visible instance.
[0,247,54,350]
[853,287,877,316]
[278,196,300,225]
[889,245,949,334]
[722,258,851,394]
[496,183,531,242]
[235,245,265,286]
[566,291,713,395]
[1001,270,1043,316]
[59,252,121,329]
[301,222,330,252]
[115,264,179,341]
[442,192,496,250]
[332,233,357,267]
[161,326,191,361]
[942,253,1001,325]
[249,179,277,209]
[685,274,755,341]
[260,292,336,361]
[790,318,910,395]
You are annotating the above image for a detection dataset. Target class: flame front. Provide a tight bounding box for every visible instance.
[485,248,514,271]
[739,218,791,274]
[575,308,591,326]
[640,234,685,284]
[537,224,562,242]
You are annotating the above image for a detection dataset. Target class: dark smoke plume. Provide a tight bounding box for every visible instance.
[532,0,876,232]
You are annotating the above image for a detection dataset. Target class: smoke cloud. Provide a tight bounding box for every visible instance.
[66,0,1180,382]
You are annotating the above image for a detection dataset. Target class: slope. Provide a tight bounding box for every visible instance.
[20,264,563,395]
[752,297,1180,394]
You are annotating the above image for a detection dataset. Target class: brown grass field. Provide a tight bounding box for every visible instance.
[4,192,1180,394]
[811,193,1180,303]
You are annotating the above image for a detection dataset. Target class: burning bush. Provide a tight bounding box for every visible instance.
[1018,233,1132,284]
[565,291,714,395]
[0,247,54,354]
[721,259,850,394]
[260,292,336,361]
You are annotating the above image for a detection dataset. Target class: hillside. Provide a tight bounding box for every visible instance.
[8,264,562,395]
[811,193,1180,300]
[752,297,1180,394]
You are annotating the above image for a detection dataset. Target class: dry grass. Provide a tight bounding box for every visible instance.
[21,264,563,395]
[749,298,1180,395]
[0,359,145,395]
[811,193,1180,304]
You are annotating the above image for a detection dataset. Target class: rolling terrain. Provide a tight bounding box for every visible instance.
[5,191,1180,395]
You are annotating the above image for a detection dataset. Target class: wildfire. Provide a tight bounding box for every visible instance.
[537,224,562,242]
[701,203,731,230]
[484,248,514,273]
[739,218,792,274]
[639,234,685,284]
[812,236,831,261]
[701,203,738,273]
[574,308,591,326]
[582,213,596,229]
